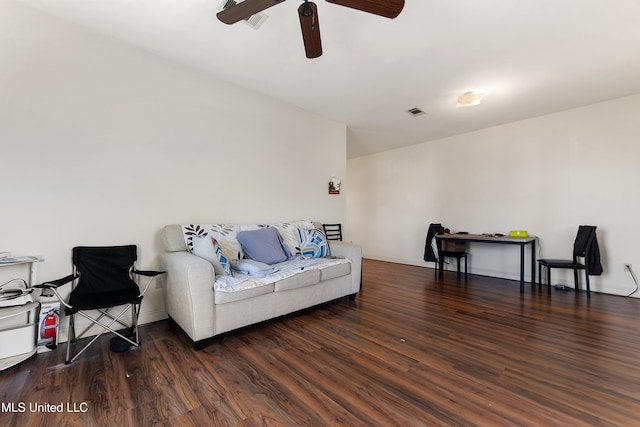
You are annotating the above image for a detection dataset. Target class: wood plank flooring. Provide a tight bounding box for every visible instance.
[2,258,640,426]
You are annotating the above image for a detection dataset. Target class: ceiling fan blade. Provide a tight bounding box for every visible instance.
[217,0,286,25]
[299,2,323,58]
[325,0,404,19]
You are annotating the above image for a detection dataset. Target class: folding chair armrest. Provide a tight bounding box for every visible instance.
[134,270,165,297]
[133,270,166,277]
[34,274,78,289]
[34,274,77,309]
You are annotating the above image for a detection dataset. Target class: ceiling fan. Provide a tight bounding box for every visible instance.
[217,0,405,59]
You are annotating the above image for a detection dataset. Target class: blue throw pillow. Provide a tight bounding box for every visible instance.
[237,227,290,265]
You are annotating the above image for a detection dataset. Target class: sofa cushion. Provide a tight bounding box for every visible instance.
[215,283,275,305]
[191,235,233,276]
[297,228,330,258]
[213,257,351,294]
[274,269,321,292]
[237,227,290,265]
[320,261,351,281]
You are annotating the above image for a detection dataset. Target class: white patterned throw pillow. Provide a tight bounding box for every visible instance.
[271,220,315,256]
[182,224,241,261]
[190,235,233,276]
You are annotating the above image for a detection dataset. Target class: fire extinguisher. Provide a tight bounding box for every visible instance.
[40,309,59,343]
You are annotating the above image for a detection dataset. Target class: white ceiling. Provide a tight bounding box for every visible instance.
[15,0,640,158]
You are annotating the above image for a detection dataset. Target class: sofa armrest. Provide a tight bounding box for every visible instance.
[328,241,362,293]
[159,251,216,342]
[162,224,188,252]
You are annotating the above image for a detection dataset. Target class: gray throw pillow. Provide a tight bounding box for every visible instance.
[237,227,290,265]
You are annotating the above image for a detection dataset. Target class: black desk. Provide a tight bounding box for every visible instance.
[436,234,537,293]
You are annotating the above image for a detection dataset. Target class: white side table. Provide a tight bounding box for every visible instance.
[0,256,43,370]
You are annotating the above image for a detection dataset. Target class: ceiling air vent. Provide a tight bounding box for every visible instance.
[218,0,268,30]
[406,107,426,117]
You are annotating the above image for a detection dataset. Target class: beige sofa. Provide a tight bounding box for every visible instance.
[160,223,362,349]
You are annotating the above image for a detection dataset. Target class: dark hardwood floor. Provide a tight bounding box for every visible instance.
[2,259,640,426]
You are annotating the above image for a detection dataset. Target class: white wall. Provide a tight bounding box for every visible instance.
[348,93,640,297]
[0,1,347,339]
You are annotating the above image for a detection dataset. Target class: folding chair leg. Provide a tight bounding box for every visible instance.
[75,310,129,342]
[68,326,106,364]
[132,303,140,345]
[66,304,141,364]
[66,314,75,364]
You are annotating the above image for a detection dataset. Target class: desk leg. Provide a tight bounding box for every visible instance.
[520,244,525,293]
[531,240,536,286]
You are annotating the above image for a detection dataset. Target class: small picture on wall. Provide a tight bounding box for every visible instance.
[329,176,341,194]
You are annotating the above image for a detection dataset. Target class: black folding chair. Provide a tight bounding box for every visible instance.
[35,246,164,364]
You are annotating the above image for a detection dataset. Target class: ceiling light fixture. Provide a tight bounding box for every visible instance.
[456,91,484,108]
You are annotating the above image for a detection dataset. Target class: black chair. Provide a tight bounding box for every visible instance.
[35,246,164,364]
[441,246,468,280]
[538,226,598,298]
[425,223,468,279]
[323,224,343,241]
